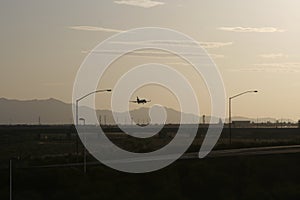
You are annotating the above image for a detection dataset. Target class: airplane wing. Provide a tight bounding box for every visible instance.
[130,101,138,103]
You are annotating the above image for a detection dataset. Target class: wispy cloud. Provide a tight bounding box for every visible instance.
[81,39,230,59]
[200,42,232,49]
[209,54,225,59]
[231,63,300,73]
[165,54,225,66]
[81,49,222,59]
[219,27,286,33]
[165,62,192,66]
[82,49,174,58]
[114,0,165,8]
[166,55,225,66]
[68,27,232,50]
[110,40,233,49]
[259,53,289,59]
[68,26,122,33]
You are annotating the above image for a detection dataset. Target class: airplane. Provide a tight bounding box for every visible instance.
[130,96,151,104]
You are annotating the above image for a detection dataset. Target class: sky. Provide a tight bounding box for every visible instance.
[0,0,300,120]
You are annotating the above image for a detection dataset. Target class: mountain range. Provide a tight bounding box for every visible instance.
[0,98,295,125]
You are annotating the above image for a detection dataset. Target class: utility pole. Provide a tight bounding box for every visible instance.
[83,132,86,174]
[10,159,12,200]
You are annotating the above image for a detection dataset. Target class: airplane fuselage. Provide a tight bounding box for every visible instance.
[130,96,151,104]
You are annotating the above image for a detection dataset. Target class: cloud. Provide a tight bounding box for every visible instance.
[209,54,225,59]
[81,39,230,60]
[68,26,122,33]
[259,53,289,59]
[218,27,286,33]
[68,28,233,50]
[82,49,174,58]
[165,62,192,66]
[199,42,232,49]
[114,0,165,8]
[81,49,218,58]
[166,55,225,66]
[110,40,233,49]
[231,63,300,73]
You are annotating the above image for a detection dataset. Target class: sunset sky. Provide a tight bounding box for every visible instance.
[1,0,300,120]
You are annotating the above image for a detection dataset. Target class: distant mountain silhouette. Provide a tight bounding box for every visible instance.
[0,98,294,125]
[0,98,73,124]
[0,98,202,125]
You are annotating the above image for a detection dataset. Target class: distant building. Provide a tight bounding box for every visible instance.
[232,121,251,128]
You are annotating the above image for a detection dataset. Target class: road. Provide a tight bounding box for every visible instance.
[21,145,300,169]
[185,144,300,159]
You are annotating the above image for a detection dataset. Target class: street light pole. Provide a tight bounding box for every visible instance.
[75,100,79,156]
[75,89,111,127]
[10,159,12,200]
[75,89,111,173]
[229,99,231,144]
[229,90,258,145]
[79,117,86,174]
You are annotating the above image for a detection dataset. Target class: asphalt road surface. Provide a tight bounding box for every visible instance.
[24,145,300,169]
